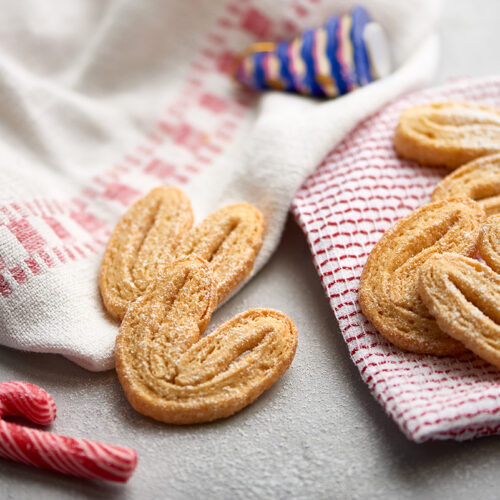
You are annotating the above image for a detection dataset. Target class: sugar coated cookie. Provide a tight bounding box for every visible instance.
[100,189,264,320]
[359,198,485,355]
[419,253,500,369]
[432,153,500,215]
[115,256,298,424]
[394,102,500,169]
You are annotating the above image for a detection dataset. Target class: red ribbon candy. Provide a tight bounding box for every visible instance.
[0,381,137,482]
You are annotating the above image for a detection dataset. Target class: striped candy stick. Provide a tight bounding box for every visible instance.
[0,381,137,482]
[233,5,392,98]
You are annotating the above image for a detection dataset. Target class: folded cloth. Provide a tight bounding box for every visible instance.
[293,76,500,442]
[0,0,441,371]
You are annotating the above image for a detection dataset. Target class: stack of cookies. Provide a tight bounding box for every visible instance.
[360,101,500,369]
[99,187,298,424]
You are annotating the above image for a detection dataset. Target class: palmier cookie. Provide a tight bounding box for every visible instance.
[432,154,500,215]
[99,186,194,320]
[394,102,500,169]
[359,198,485,355]
[419,253,500,370]
[100,188,265,320]
[478,214,500,273]
[115,256,298,424]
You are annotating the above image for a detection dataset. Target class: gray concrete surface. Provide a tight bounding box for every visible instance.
[2,1,500,499]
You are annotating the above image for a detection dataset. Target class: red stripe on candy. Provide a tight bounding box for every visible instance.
[0,382,137,482]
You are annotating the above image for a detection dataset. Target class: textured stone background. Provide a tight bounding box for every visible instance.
[2,1,500,498]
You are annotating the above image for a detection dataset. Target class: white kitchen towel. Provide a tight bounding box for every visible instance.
[0,0,441,371]
[293,76,500,442]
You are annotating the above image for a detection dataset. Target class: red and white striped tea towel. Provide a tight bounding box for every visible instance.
[293,76,500,442]
[0,0,441,371]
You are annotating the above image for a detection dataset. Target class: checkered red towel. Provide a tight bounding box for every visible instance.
[293,76,500,442]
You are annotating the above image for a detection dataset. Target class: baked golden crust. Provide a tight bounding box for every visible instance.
[99,186,193,320]
[419,253,500,369]
[102,187,295,423]
[115,256,298,424]
[100,190,265,320]
[394,102,500,169]
[478,213,500,274]
[431,154,500,215]
[175,203,264,306]
[359,198,485,355]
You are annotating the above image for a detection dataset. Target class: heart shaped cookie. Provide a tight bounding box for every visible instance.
[359,197,485,355]
[100,187,264,319]
[115,256,298,424]
[394,102,500,169]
